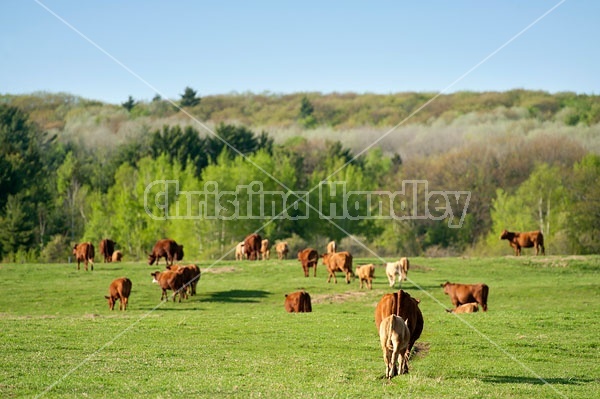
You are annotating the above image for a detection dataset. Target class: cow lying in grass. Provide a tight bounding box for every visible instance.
[379,314,411,379]
[284,290,312,313]
[446,302,479,314]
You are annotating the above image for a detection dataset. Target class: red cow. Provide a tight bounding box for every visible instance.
[374,290,424,375]
[284,290,312,313]
[500,229,545,256]
[99,239,115,263]
[297,248,319,277]
[322,251,354,284]
[72,242,95,271]
[151,269,188,302]
[148,239,182,266]
[244,233,262,261]
[442,281,489,312]
[167,264,201,296]
[105,277,132,311]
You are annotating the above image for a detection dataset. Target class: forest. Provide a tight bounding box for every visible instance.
[1,89,599,262]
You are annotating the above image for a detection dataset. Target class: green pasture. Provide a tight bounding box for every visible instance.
[0,255,598,398]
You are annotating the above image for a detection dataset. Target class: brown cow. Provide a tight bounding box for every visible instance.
[374,290,424,375]
[112,250,123,262]
[244,233,262,261]
[99,239,115,263]
[167,264,201,296]
[446,302,479,314]
[284,290,312,313]
[148,238,181,266]
[151,269,188,302]
[379,314,411,379]
[500,229,545,256]
[356,264,375,289]
[442,281,489,312]
[72,242,95,271]
[260,239,270,260]
[297,248,319,277]
[326,240,337,254]
[275,242,289,260]
[322,251,354,284]
[105,277,132,311]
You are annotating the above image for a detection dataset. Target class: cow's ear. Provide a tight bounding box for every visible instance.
[285,294,288,298]
[104,296,110,300]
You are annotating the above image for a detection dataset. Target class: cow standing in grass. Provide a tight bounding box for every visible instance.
[500,229,545,256]
[73,242,95,271]
[105,277,132,311]
[442,281,489,312]
[379,314,410,378]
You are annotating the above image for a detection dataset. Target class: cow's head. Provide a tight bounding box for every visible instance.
[147,254,156,265]
[151,271,160,283]
[72,244,78,254]
[441,281,452,294]
[105,295,115,310]
[499,229,510,239]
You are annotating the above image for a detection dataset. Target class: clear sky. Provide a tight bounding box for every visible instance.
[1,0,598,104]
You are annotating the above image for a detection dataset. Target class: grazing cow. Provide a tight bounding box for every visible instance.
[326,240,337,254]
[356,264,375,289]
[105,277,132,311]
[72,242,95,271]
[260,239,270,260]
[442,281,489,312]
[379,314,411,379]
[385,257,409,288]
[297,248,319,277]
[112,250,123,262]
[322,251,354,284]
[148,238,181,266]
[446,302,479,314]
[151,269,188,302]
[374,290,424,375]
[235,242,245,261]
[284,290,312,313]
[500,229,545,256]
[167,264,201,296]
[244,233,262,261]
[275,242,289,260]
[99,239,116,263]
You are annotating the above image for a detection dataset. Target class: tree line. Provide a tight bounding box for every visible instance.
[1,100,599,263]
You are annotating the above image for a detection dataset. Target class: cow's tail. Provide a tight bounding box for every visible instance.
[386,315,394,350]
[481,284,489,311]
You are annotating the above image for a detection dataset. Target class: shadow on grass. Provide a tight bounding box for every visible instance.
[203,289,271,303]
[483,375,591,385]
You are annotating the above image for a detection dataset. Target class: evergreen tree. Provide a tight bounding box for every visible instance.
[180,86,201,107]
[121,95,136,112]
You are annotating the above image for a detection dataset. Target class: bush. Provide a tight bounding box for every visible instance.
[40,235,71,263]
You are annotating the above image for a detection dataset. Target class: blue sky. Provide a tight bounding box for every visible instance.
[1,0,598,104]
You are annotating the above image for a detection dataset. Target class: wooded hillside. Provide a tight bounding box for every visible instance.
[1,90,599,262]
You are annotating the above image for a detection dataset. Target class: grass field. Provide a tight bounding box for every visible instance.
[1,255,598,398]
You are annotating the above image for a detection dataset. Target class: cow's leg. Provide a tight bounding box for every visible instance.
[383,348,392,379]
[400,349,409,374]
[313,263,317,277]
[90,260,94,271]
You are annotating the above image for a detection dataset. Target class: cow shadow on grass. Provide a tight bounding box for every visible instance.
[203,289,271,303]
[482,375,592,385]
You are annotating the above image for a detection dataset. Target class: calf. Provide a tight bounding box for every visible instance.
[500,229,545,256]
[379,315,411,378]
[326,240,337,254]
[105,277,132,311]
[243,233,262,261]
[385,257,409,288]
[322,251,354,284]
[151,270,188,302]
[446,302,479,314]
[112,250,123,262]
[442,281,489,312]
[73,242,95,271]
[235,242,245,261]
[356,264,375,289]
[167,264,201,296]
[275,242,289,260]
[375,290,424,375]
[284,290,312,313]
[260,239,270,260]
